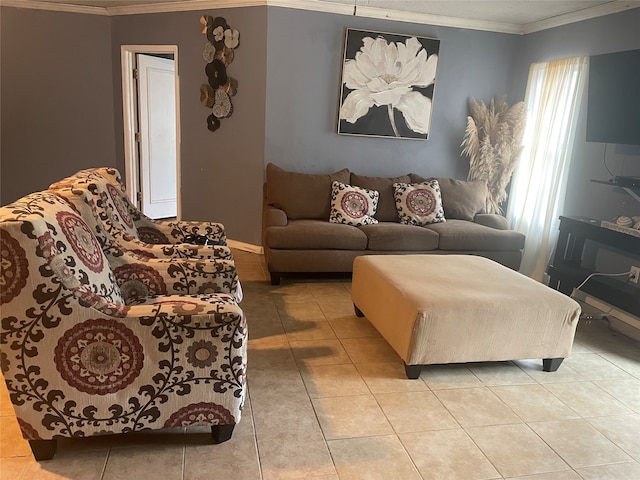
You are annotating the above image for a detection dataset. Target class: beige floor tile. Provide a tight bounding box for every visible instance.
[516,359,586,384]
[529,419,631,468]
[593,378,640,413]
[468,361,538,385]
[467,423,569,477]
[0,416,33,458]
[399,428,500,480]
[251,390,321,436]
[327,315,381,339]
[434,387,521,427]
[0,456,31,480]
[598,351,640,378]
[14,449,109,480]
[276,300,325,322]
[103,444,184,480]
[300,364,370,398]
[544,381,632,417]
[587,414,640,462]
[184,433,261,480]
[0,381,15,417]
[504,471,582,479]
[283,319,338,342]
[311,394,393,440]
[289,339,351,366]
[257,429,336,480]
[328,435,422,480]
[375,391,458,433]
[247,364,307,395]
[339,337,400,364]
[576,461,640,479]
[316,298,355,319]
[561,353,634,380]
[419,364,484,390]
[356,362,429,394]
[490,384,580,422]
[248,340,298,369]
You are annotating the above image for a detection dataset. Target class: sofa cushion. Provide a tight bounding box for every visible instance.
[411,174,488,221]
[330,182,379,226]
[424,219,525,251]
[350,173,411,222]
[359,223,439,251]
[266,163,350,220]
[393,181,446,226]
[265,219,367,250]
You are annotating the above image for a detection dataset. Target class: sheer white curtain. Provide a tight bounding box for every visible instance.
[507,56,589,282]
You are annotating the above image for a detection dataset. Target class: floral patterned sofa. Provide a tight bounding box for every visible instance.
[0,191,247,460]
[50,167,228,248]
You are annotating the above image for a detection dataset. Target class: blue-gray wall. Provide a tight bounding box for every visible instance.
[265,8,522,181]
[1,5,638,246]
[110,7,267,244]
[514,9,640,222]
[0,7,116,203]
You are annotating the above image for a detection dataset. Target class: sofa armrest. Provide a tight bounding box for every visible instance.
[474,213,511,230]
[265,206,288,228]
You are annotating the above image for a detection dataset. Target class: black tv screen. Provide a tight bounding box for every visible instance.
[586,49,640,146]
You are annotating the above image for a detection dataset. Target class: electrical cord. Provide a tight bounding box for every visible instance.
[603,143,616,178]
[574,270,632,292]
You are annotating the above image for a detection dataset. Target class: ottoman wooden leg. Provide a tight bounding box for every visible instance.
[542,358,564,372]
[211,424,235,444]
[354,305,364,317]
[270,272,281,286]
[404,362,422,379]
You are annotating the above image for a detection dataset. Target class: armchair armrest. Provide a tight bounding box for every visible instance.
[136,218,227,246]
[474,213,511,230]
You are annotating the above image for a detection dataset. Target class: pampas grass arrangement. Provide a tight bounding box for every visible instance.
[461,95,527,214]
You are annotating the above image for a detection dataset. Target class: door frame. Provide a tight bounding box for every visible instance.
[121,45,181,219]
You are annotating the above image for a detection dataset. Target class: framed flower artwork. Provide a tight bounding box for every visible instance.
[338,28,440,140]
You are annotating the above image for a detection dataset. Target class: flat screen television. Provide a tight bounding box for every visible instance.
[586,48,640,146]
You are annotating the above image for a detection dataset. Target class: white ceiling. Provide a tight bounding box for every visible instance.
[6,0,640,33]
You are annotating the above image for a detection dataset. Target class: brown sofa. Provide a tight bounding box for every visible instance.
[263,163,526,285]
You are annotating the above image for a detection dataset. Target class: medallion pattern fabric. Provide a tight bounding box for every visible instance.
[0,191,247,448]
[329,181,379,226]
[49,167,228,248]
[0,229,29,305]
[54,318,144,395]
[393,180,446,226]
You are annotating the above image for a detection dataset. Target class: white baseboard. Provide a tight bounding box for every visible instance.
[227,239,264,255]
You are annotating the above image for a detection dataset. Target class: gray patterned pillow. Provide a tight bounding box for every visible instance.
[329,182,379,226]
[393,181,446,226]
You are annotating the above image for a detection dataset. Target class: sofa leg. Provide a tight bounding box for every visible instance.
[404,362,422,379]
[354,304,364,317]
[542,358,564,372]
[270,272,281,286]
[29,439,57,461]
[211,424,235,444]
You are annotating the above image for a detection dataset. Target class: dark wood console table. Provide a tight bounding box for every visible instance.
[547,216,640,316]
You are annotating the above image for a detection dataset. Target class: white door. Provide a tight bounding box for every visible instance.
[137,54,177,219]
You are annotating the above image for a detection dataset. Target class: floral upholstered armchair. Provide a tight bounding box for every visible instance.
[50,167,228,246]
[0,192,247,460]
[52,184,233,261]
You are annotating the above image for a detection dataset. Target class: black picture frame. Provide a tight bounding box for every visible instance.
[337,28,440,140]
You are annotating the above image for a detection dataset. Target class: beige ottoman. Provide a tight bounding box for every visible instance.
[352,255,581,378]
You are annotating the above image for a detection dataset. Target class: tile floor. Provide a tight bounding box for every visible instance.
[2,250,640,479]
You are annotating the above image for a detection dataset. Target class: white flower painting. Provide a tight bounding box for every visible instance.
[338,29,440,140]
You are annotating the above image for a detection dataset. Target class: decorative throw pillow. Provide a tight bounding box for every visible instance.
[393,181,446,226]
[329,182,379,226]
[410,173,488,221]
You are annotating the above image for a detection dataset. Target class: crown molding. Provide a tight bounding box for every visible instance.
[1,0,637,36]
[0,0,107,15]
[523,0,640,34]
